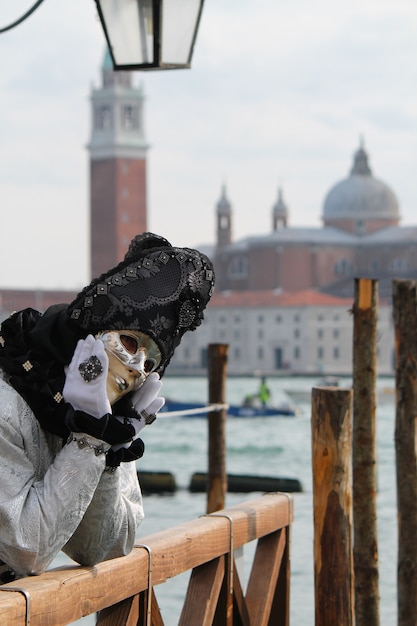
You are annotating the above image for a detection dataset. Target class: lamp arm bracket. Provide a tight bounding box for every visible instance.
[0,0,47,35]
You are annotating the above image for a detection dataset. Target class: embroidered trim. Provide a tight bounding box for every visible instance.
[67,434,107,456]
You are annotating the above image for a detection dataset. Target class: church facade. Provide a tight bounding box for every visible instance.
[213,144,416,300]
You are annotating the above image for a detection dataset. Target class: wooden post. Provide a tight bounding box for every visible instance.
[352,278,380,626]
[311,386,354,626]
[207,343,228,514]
[393,279,417,626]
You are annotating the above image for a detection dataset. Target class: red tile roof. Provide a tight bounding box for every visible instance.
[209,289,353,308]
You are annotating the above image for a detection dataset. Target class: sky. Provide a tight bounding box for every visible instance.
[0,0,416,290]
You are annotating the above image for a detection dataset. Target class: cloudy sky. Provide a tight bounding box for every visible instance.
[0,0,416,290]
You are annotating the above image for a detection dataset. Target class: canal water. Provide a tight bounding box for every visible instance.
[63,375,396,625]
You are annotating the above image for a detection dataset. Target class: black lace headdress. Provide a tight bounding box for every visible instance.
[67,232,215,375]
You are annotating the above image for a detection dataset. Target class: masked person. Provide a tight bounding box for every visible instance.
[0,232,215,582]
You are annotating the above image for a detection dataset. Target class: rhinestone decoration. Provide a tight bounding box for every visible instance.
[70,309,81,320]
[158,251,170,264]
[22,360,33,372]
[176,252,187,264]
[178,301,197,328]
[141,409,157,425]
[84,296,94,307]
[97,284,108,295]
[143,258,153,269]
[78,355,104,382]
[111,275,123,285]
[69,435,106,456]
[53,392,63,403]
[126,267,137,278]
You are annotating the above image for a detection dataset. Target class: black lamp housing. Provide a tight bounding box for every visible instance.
[94,0,205,71]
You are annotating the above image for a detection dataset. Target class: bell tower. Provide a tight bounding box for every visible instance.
[216,184,232,247]
[88,49,149,278]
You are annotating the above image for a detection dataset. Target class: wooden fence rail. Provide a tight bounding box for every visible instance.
[0,493,292,626]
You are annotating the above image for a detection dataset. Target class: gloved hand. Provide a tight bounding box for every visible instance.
[132,372,165,424]
[63,335,111,418]
[63,335,135,445]
[111,372,165,450]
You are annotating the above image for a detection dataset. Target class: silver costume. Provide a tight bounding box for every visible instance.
[0,372,144,580]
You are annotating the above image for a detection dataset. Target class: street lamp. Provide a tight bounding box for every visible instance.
[94,0,205,71]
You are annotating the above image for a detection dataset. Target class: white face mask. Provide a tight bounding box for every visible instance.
[96,330,162,404]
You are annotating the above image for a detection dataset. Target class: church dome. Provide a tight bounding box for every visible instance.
[322,144,400,222]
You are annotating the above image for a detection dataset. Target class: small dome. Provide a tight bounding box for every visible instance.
[323,145,399,222]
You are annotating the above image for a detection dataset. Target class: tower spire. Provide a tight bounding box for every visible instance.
[272,186,288,230]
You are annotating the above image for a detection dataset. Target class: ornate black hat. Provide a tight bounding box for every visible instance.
[67,233,215,374]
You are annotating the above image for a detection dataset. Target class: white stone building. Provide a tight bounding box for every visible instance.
[168,289,395,377]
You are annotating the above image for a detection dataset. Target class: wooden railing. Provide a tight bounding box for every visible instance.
[0,492,292,626]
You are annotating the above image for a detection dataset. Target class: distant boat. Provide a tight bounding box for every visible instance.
[161,399,297,418]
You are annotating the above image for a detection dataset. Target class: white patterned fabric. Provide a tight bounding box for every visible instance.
[0,371,144,580]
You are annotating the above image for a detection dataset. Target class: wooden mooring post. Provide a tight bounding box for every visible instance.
[207,343,228,514]
[352,277,380,626]
[311,386,354,626]
[393,279,417,626]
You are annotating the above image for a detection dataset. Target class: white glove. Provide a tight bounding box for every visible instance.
[112,372,165,452]
[63,335,111,419]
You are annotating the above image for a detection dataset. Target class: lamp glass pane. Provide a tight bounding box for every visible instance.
[162,0,202,65]
[99,0,154,66]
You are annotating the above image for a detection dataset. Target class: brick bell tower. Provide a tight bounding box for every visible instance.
[88,49,149,278]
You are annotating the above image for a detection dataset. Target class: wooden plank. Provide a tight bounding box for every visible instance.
[178,556,225,626]
[270,526,291,626]
[0,494,291,626]
[96,595,138,626]
[0,591,27,623]
[232,559,250,626]
[245,529,286,626]
[150,591,165,626]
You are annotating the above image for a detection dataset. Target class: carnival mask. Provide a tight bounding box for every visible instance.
[97,330,162,404]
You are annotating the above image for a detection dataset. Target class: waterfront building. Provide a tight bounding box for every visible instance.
[0,58,406,377]
[168,289,394,377]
